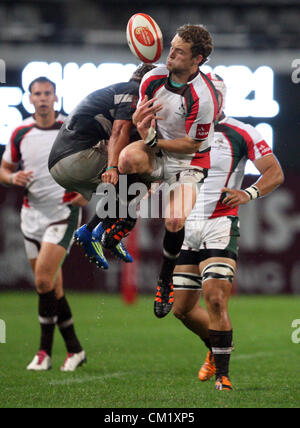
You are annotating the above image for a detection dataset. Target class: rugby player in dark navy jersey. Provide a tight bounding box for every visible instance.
[49,64,158,269]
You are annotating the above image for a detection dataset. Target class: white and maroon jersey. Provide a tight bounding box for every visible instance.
[188,116,273,221]
[139,66,218,170]
[3,113,77,210]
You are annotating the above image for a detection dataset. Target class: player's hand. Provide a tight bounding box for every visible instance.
[222,187,251,208]
[137,115,157,141]
[133,95,163,126]
[101,167,119,185]
[11,170,34,187]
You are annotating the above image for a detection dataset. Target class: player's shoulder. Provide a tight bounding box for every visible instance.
[221,117,260,139]
[142,65,168,82]
[114,80,140,95]
[10,117,35,143]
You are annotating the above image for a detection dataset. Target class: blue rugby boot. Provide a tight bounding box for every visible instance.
[92,222,133,263]
[74,224,109,270]
[111,241,133,263]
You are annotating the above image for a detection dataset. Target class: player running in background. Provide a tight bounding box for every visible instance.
[49,64,157,270]
[114,24,217,318]
[171,74,284,390]
[0,77,87,372]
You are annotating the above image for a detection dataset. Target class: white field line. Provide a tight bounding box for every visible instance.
[49,372,126,386]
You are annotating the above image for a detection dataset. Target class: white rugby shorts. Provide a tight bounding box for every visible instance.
[21,205,82,260]
[151,150,207,185]
[183,215,240,254]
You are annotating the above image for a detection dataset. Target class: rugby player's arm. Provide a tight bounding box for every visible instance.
[156,136,203,154]
[0,160,33,187]
[252,153,284,196]
[107,119,133,167]
[222,154,284,207]
[137,115,205,154]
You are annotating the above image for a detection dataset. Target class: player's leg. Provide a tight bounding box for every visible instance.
[34,242,66,361]
[53,267,87,372]
[50,145,110,268]
[200,257,236,391]
[172,254,216,382]
[118,140,155,176]
[26,243,64,371]
[43,208,86,371]
[100,141,155,250]
[27,256,53,371]
[172,264,209,343]
[154,181,198,318]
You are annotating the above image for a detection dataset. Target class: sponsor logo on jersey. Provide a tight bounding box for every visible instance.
[257,140,272,156]
[196,123,211,139]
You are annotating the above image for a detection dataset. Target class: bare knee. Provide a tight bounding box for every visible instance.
[118,147,147,175]
[165,218,185,233]
[118,150,135,174]
[204,286,227,315]
[35,273,54,294]
[172,304,191,321]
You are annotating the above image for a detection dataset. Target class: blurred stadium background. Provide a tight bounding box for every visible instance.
[0,0,299,297]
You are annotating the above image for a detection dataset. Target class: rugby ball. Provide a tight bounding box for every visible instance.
[126,13,163,63]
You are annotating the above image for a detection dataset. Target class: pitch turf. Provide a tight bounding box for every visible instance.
[0,292,299,408]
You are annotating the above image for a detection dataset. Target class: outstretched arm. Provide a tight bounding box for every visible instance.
[222,154,284,208]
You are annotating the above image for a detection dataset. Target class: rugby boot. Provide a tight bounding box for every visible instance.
[198,351,216,382]
[61,351,87,372]
[27,350,52,371]
[101,218,137,250]
[93,222,133,263]
[215,376,233,391]
[74,224,109,270]
[154,278,174,318]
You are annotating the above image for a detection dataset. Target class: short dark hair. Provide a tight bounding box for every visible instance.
[176,24,213,66]
[130,63,157,83]
[29,76,56,93]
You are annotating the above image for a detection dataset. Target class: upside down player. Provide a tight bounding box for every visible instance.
[114,24,218,318]
[49,64,157,269]
[0,77,87,371]
[171,74,284,390]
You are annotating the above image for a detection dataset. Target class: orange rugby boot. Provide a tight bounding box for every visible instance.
[198,351,216,382]
[215,376,233,391]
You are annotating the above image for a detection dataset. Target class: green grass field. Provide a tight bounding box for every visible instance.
[0,292,299,408]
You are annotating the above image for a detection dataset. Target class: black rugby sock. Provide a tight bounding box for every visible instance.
[38,290,58,356]
[209,329,233,378]
[57,296,83,354]
[201,337,212,351]
[159,227,185,282]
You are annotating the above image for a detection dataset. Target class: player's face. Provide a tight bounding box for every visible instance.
[29,82,58,117]
[167,35,202,76]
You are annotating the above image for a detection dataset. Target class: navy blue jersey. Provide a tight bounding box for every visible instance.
[49,80,139,169]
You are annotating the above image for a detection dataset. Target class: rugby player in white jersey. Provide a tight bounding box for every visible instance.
[113,25,218,318]
[0,77,87,372]
[171,74,284,391]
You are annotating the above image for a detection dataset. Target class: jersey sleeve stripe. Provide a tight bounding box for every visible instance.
[140,75,168,100]
[10,124,35,163]
[209,133,237,219]
[223,122,256,161]
[201,72,219,120]
[185,83,199,135]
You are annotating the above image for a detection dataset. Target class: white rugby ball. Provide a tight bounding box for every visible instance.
[126,13,163,63]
